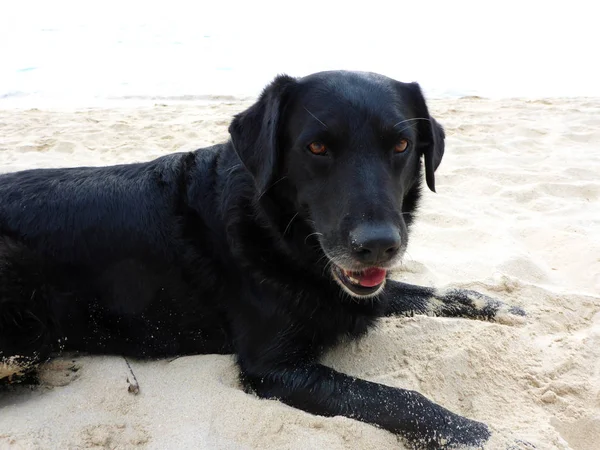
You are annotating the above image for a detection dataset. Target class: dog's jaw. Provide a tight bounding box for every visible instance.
[331,265,388,298]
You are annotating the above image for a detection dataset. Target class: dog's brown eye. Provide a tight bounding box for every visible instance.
[394,139,409,153]
[308,142,327,155]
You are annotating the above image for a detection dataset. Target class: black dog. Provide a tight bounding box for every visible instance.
[0,71,523,448]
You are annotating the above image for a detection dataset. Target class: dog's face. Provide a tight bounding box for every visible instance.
[230,71,445,298]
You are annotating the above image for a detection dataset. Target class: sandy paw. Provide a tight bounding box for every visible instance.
[37,358,81,387]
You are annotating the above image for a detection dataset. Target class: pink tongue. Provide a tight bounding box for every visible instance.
[355,268,387,287]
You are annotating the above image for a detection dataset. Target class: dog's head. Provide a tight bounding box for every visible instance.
[229,71,444,298]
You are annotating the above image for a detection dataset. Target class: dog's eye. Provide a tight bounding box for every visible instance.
[394,139,409,153]
[308,141,327,155]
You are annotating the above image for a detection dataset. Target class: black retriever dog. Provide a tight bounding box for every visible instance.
[0,71,523,448]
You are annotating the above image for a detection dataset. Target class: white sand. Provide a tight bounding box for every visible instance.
[0,98,599,449]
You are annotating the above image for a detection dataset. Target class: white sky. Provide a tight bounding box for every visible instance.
[2,0,599,99]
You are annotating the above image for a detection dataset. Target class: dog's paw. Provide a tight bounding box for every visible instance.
[399,397,491,449]
[415,414,491,449]
[505,438,538,449]
[37,358,81,387]
[494,303,527,326]
[446,419,491,449]
[435,288,526,325]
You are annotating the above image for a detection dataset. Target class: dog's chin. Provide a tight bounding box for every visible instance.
[331,265,387,298]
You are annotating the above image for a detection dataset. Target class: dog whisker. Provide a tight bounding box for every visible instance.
[304,232,323,245]
[283,212,300,236]
[225,164,242,175]
[257,176,288,200]
[395,123,420,135]
[392,117,431,128]
[303,107,328,129]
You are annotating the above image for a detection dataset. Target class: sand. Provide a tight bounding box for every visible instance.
[0,97,599,449]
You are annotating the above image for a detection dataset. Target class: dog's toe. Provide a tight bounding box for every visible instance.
[37,358,81,387]
[494,304,527,326]
[506,438,538,449]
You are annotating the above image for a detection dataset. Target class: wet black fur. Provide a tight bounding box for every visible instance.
[0,71,511,448]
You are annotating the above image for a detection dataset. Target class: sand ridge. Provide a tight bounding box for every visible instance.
[0,97,599,449]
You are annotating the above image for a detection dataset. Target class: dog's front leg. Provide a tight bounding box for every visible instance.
[241,363,490,449]
[381,280,525,323]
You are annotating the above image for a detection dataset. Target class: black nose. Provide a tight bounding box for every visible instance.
[349,224,401,265]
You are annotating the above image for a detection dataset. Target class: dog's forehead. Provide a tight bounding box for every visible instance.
[296,71,403,119]
[299,70,395,90]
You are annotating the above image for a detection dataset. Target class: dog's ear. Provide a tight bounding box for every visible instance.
[228,74,297,193]
[401,82,445,192]
[424,115,445,192]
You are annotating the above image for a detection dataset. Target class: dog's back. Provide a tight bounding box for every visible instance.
[0,149,234,362]
[0,155,184,264]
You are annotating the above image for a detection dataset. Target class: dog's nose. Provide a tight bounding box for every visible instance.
[349,224,401,265]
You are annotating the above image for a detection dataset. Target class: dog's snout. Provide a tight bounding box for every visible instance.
[349,224,401,265]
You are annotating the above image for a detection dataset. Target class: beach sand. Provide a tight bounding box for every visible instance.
[0,97,599,449]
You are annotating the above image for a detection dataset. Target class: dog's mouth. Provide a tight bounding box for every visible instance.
[332,265,387,297]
